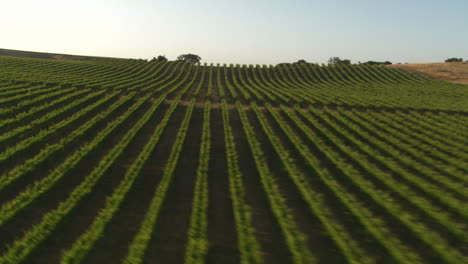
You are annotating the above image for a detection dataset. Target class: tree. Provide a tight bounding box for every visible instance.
[156,55,168,62]
[276,63,291,67]
[328,57,339,65]
[296,59,307,64]
[177,54,201,64]
[362,60,392,65]
[328,57,351,65]
[445,58,463,62]
[151,55,167,62]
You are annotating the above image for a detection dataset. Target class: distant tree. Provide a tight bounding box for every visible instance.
[177,54,201,64]
[277,60,312,67]
[362,60,392,65]
[328,57,351,65]
[328,57,340,65]
[151,55,168,62]
[156,55,168,62]
[445,58,463,62]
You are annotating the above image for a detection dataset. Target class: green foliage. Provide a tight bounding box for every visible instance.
[328,57,351,65]
[237,101,315,264]
[0,55,467,264]
[362,60,392,65]
[153,55,168,62]
[177,53,201,64]
[275,63,291,67]
[445,58,463,62]
[295,59,308,64]
[124,98,194,264]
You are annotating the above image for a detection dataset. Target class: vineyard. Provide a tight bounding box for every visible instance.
[0,55,467,264]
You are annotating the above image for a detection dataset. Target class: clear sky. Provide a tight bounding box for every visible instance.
[2,0,467,65]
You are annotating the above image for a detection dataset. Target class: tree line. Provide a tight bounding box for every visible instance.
[150,54,466,66]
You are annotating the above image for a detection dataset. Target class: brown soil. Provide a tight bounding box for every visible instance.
[388,62,468,84]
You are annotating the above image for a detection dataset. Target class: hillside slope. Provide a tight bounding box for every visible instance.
[0,48,123,62]
[388,62,468,84]
[0,56,467,264]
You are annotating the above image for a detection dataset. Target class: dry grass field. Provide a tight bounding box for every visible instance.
[388,62,468,84]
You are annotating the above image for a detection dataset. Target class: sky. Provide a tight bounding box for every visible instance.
[2,0,467,65]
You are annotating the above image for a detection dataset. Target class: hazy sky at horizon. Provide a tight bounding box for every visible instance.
[2,0,467,64]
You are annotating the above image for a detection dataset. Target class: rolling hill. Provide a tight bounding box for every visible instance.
[0,53,467,264]
[0,48,123,62]
[389,62,468,85]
